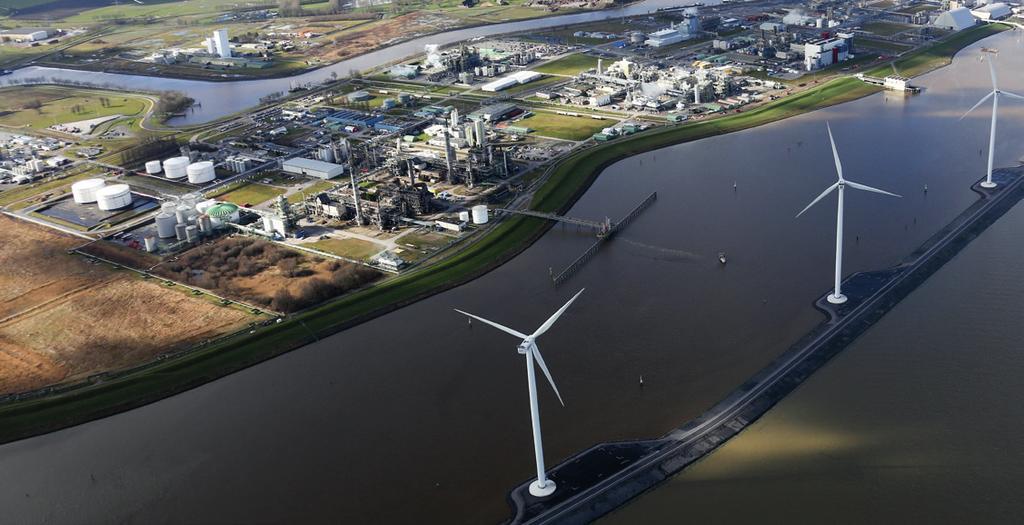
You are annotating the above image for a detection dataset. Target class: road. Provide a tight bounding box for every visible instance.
[513,169,1024,524]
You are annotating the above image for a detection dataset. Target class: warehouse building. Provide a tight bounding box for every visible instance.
[282,157,345,180]
[934,7,975,30]
[0,27,55,43]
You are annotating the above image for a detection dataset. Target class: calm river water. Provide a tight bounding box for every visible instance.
[1,30,1022,525]
[603,153,1024,525]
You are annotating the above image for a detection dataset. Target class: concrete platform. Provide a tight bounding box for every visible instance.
[505,167,1024,525]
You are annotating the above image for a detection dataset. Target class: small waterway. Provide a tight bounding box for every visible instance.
[0,0,718,125]
[0,30,1021,525]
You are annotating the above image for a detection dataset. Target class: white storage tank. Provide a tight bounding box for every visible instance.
[95,184,133,211]
[155,213,177,238]
[71,178,106,204]
[144,236,158,252]
[458,211,470,222]
[163,156,189,179]
[186,161,215,184]
[471,204,488,225]
[145,160,162,175]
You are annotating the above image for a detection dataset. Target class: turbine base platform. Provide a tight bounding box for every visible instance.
[981,181,998,189]
[827,293,848,304]
[529,480,556,497]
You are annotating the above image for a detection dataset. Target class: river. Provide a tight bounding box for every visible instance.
[601,147,1024,525]
[0,0,717,126]
[1,29,1021,525]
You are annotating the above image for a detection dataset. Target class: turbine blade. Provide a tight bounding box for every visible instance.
[532,344,564,406]
[796,182,839,218]
[989,56,998,91]
[960,91,994,120]
[453,309,529,340]
[531,288,585,338]
[1000,90,1024,101]
[827,122,843,181]
[845,180,902,198]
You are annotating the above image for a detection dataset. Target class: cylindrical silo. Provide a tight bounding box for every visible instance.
[144,236,158,252]
[155,213,177,238]
[458,211,470,222]
[175,223,188,241]
[186,161,215,184]
[161,201,177,214]
[163,156,189,180]
[95,184,133,211]
[185,225,198,243]
[198,214,213,234]
[145,160,162,174]
[471,205,488,225]
[175,206,188,225]
[71,178,106,204]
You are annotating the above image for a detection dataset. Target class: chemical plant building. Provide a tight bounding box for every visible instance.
[803,34,852,71]
[644,16,700,47]
[282,157,345,180]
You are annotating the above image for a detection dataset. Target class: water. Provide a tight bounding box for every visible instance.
[601,175,1024,525]
[1,31,1021,525]
[0,0,712,126]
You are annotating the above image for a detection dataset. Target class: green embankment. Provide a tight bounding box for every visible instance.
[0,22,1007,444]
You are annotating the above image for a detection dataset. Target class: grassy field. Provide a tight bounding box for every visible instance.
[533,53,600,76]
[0,19,1005,444]
[862,22,914,37]
[519,111,613,141]
[307,237,383,260]
[502,74,566,95]
[0,85,149,131]
[866,24,1007,78]
[215,183,287,206]
[857,38,913,54]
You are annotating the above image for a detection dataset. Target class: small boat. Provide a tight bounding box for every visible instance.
[718,252,727,265]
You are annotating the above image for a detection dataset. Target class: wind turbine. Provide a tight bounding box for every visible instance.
[454,289,584,498]
[960,53,1024,189]
[797,124,901,305]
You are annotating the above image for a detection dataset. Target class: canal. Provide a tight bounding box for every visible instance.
[1,31,1021,525]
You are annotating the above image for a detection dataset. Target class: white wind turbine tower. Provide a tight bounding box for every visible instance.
[455,289,584,498]
[961,53,1024,189]
[797,124,901,305]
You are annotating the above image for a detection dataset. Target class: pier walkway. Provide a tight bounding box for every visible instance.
[506,168,1024,524]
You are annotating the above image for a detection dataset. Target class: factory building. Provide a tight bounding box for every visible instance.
[804,35,852,71]
[468,103,519,123]
[282,157,345,180]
